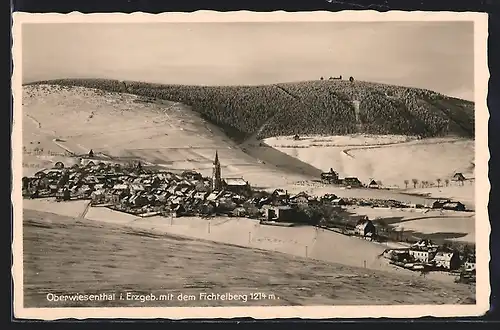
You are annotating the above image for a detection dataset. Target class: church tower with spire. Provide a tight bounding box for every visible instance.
[212,150,222,191]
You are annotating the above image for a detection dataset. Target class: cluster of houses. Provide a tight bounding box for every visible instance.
[23,151,475,281]
[382,239,476,277]
[23,150,468,222]
[320,168,364,187]
[320,168,393,190]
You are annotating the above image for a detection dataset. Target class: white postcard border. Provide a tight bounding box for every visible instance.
[11,10,490,320]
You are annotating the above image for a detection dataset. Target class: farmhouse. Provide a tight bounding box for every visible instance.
[355,217,377,238]
[384,249,413,263]
[289,191,310,206]
[271,189,289,203]
[432,199,451,209]
[442,201,466,211]
[343,177,363,188]
[452,172,466,182]
[409,247,438,263]
[321,168,340,184]
[368,180,381,189]
[433,249,461,270]
[262,205,296,222]
[223,178,251,195]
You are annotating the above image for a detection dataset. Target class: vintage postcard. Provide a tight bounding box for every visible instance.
[12,11,490,320]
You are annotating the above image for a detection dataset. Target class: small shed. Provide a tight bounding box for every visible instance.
[464,260,476,272]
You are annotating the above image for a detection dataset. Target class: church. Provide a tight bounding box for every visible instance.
[211,151,251,196]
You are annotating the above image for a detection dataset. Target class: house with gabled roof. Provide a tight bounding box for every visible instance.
[452,172,466,182]
[289,191,309,206]
[442,201,466,211]
[343,177,363,188]
[194,191,209,200]
[433,249,460,270]
[321,168,340,184]
[368,180,381,189]
[355,217,376,238]
[223,177,251,195]
[261,205,295,222]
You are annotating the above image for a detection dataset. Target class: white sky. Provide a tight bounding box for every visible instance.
[22,21,474,101]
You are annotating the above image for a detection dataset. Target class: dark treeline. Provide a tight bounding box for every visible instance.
[27,79,475,143]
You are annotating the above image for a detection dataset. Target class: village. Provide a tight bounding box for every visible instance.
[22,150,476,283]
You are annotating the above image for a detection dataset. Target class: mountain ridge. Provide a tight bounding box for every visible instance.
[25,78,475,143]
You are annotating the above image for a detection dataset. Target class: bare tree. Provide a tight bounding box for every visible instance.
[404,179,409,189]
[436,178,442,188]
[412,178,418,189]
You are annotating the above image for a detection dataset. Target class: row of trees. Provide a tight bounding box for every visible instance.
[403,177,466,189]
[27,79,475,143]
[29,79,127,94]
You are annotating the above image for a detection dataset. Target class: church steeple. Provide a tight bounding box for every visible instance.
[214,150,219,166]
[212,150,222,191]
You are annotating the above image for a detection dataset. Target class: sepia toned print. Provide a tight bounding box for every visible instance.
[12,11,490,319]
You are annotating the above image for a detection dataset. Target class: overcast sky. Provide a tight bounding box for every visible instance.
[22,21,474,100]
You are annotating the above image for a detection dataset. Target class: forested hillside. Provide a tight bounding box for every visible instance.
[27,79,475,143]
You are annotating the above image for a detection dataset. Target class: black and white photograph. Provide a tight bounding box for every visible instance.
[12,11,489,319]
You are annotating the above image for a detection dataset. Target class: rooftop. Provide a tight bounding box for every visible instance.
[224,178,248,186]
